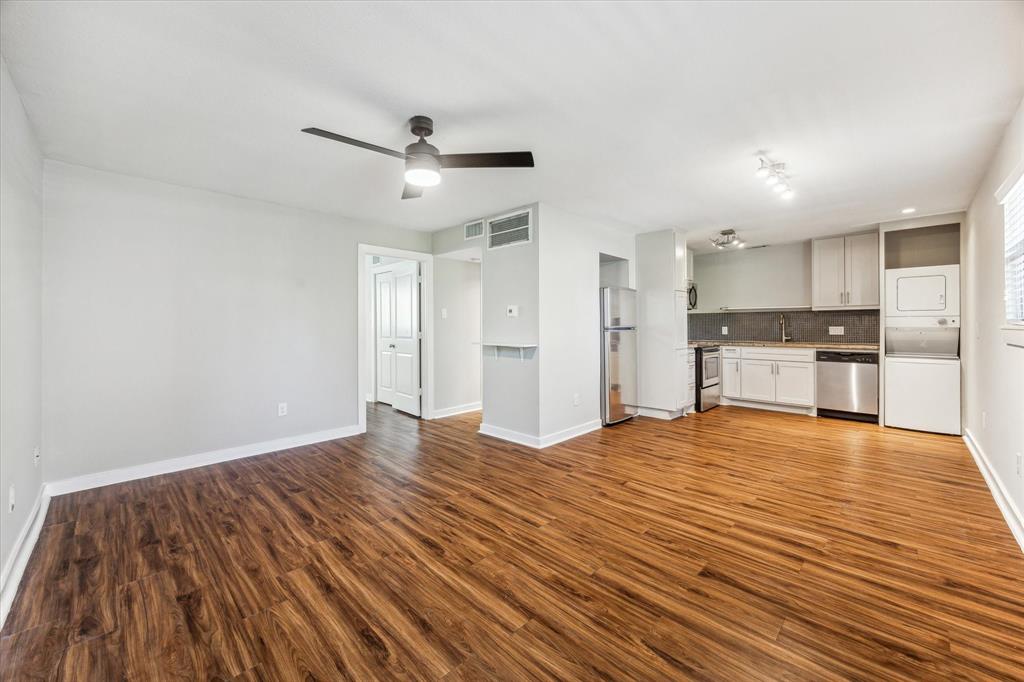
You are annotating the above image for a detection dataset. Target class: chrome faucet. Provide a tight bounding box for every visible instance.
[780,314,792,343]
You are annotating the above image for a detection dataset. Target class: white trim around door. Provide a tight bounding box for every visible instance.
[357,244,435,429]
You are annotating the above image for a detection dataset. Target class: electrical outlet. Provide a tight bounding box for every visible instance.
[572,393,581,407]
[1017,452,1022,478]
[278,402,288,417]
[441,307,448,320]
[721,326,728,335]
[828,326,845,335]
[8,485,14,513]
[33,446,40,467]
[982,411,987,430]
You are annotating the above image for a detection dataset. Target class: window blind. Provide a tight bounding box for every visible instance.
[1005,176,1024,325]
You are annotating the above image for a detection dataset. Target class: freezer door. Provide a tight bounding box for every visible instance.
[603,329,638,424]
[601,287,638,329]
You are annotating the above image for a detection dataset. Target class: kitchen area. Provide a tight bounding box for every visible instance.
[619,214,964,437]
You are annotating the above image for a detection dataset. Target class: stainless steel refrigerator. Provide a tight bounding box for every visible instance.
[601,287,639,425]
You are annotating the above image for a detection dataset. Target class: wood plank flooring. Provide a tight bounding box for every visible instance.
[2,404,1023,680]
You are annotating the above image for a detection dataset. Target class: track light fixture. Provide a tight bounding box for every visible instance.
[710,229,745,249]
[755,156,795,201]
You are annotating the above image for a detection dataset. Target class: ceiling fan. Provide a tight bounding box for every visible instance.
[301,116,534,200]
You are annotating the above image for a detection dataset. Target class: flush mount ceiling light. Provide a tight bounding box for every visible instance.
[710,228,745,249]
[901,207,916,214]
[755,156,795,202]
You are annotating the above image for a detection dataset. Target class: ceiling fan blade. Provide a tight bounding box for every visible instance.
[301,127,407,160]
[401,183,423,200]
[439,151,534,169]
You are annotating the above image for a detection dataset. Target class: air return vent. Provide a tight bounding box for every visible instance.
[464,220,484,240]
[487,210,531,250]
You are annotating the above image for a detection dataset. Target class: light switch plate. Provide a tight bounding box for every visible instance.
[721,326,728,335]
[506,305,519,318]
[829,326,845,335]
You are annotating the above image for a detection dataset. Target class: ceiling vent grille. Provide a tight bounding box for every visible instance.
[464,220,484,240]
[487,210,531,250]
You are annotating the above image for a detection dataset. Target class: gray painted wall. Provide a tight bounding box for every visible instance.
[693,242,812,312]
[480,204,540,436]
[433,258,481,411]
[963,98,1024,521]
[42,161,430,482]
[1,58,44,583]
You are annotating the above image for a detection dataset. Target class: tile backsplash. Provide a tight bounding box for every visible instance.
[689,310,879,345]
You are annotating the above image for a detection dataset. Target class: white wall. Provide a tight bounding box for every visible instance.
[962,97,1024,531]
[692,242,812,311]
[433,258,481,412]
[538,204,635,439]
[0,58,43,586]
[42,161,429,482]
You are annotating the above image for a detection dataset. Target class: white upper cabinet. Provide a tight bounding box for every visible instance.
[674,234,688,291]
[845,232,880,307]
[812,237,846,308]
[812,232,879,309]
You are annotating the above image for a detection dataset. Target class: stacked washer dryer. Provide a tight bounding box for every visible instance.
[883,264,961,435]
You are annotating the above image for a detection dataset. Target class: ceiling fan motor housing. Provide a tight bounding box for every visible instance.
[409,115,434,138]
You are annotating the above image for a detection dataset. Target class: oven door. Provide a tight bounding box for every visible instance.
[701,352,721,388]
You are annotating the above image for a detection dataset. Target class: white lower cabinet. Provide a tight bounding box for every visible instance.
[733,347,816,408]
[722,357,741,398]
[774,361,815,407]
[739,360,774,401]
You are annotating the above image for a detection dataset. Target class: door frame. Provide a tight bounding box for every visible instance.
[357,244,435,431]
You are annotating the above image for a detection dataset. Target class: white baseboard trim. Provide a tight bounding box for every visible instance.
[720,397,815,416]
[963,429,1024,554]
[44,424,365,498]
[429,402,482,419]
[538,419,602,448]
[479,423,541,448]
[1,486,49,629]
[479,419,601,449]
[637,407,684,420]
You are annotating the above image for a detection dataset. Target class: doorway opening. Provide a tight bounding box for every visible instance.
[432,246,483,419]
[357,245,434,433]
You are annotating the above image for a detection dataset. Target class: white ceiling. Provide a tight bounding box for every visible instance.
[2,1,1022,247]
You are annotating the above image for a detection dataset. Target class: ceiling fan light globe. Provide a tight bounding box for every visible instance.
[404,168,441,187]
[765,174,779,187]
[772,182,787,193]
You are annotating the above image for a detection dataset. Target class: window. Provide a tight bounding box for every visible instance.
[1004,175,1024,325]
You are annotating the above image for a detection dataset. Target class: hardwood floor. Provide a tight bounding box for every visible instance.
[2,404,1023,680]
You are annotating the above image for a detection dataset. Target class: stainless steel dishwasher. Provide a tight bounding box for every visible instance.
[815,351,879,423]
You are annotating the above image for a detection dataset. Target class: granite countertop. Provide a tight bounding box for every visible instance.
[689,340,879,351]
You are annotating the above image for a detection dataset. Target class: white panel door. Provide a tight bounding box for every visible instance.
[390,260,421,416]
[845,233,879,307]
[774,361,815,406]
[375,272,396,405]
[812,237,846,308]
[740,360,775,402]
[722,358,741,398]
